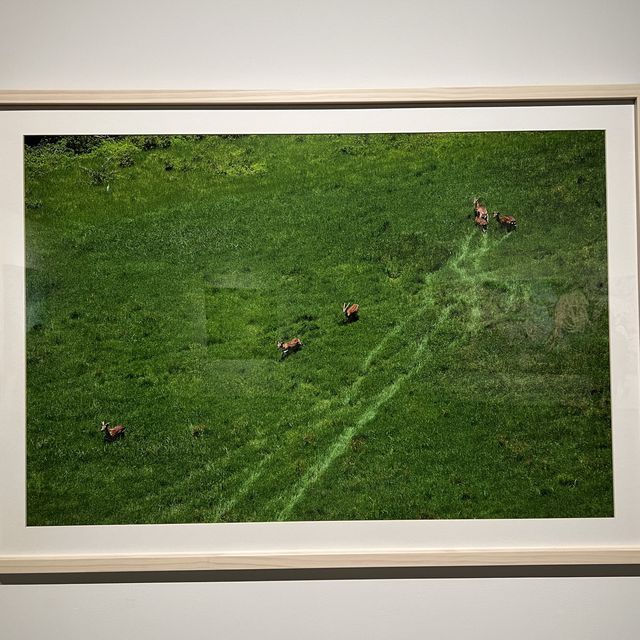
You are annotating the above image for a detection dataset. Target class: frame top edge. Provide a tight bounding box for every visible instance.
[1,84,639,106]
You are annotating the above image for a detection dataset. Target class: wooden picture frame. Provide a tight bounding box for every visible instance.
[1,85,640,574]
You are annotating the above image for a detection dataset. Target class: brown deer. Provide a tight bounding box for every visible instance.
[342,302,360,322]
[493,211,517,231]
[473,198,489,233]
[100,421,126,442]
[277,337,303,359]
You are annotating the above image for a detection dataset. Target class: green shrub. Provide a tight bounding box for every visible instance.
[61,135,110,154]
[97,140,139,168]
[132,135,172,151]
[24,142,72,176]
[82,162,116,187]
[118,152,135,167]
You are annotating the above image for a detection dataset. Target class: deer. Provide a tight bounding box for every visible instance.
[493,211,517,231]
[473,197,489,233]
[342,302,360,322]
[277,337,303,359]
[474,212,488,232]
[100,421,126,442]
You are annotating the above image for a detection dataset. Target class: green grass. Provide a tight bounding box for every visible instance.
[24,130,612,525]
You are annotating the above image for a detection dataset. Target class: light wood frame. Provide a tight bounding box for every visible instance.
[1,84,640,574]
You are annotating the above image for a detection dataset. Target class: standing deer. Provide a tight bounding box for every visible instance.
[493,211,517,231]
[473,198,489,233]
[342,302,360,322]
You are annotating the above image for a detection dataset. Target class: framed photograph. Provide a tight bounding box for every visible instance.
[1,86,639,573]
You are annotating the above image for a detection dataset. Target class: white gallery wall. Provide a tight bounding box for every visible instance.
[0,0,639,90]
[1,1,640,638]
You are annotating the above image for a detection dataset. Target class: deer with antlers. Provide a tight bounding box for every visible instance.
[342,302,360,322]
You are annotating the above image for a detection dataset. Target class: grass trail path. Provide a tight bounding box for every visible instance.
[213,231,505,521]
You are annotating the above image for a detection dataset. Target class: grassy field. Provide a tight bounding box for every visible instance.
[24,130,613,525]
